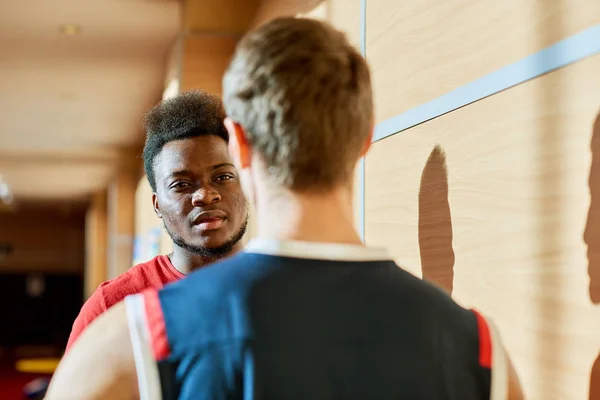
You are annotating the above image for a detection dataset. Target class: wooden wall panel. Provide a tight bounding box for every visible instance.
[251,0,326,29]
[107,166,136,278]
[366,0,600,122]
[297,1,328,20]
[183,0,260,34]
[162,37,182,100]
[134,177,156,243]
[365,54,600,399]
[134,176,157,264]
[180,35,239,94]
[85,191,107,298]
[329,0,361,50]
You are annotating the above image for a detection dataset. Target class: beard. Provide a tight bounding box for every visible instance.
[164,212,248,262]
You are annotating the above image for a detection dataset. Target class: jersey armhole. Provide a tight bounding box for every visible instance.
[472,309,508,400]
[125,290,167,400]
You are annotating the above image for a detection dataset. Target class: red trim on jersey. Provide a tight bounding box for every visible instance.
[472,309,492,369]
[142,289,171,361]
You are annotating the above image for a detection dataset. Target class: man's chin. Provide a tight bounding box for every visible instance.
[190,224,230,240]
[174,240,234,260]
[186,237,229,250]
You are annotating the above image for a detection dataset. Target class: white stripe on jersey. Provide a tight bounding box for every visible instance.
[125,293,162,400]
[488,319,508,400]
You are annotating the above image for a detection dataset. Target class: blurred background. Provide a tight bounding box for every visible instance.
[1,1,600,399]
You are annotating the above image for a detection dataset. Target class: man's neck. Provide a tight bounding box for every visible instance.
[169,243,243,275]
[254,185,362,245]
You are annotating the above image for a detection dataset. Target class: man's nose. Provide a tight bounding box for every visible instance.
[191,187,222,206]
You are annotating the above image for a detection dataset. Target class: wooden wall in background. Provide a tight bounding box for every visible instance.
[183,0,259,34]
[85,191,107,298]
[364,0,600,398]
[0,205,85,274]
[180,35,239,94]
[251,0,325,28]
[106,164,137,279]
[367,0,600,122]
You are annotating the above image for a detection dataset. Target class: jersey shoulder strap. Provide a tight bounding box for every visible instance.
[125,289,173,400]
[472,309,508,400]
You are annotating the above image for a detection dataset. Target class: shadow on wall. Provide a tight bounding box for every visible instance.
[591,355,600,400]
[586,111,600,400]
[418,145,455,295]
[585,112,600,304]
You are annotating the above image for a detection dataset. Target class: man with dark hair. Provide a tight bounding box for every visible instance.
[48,18,522,400]
[65,90,248,351]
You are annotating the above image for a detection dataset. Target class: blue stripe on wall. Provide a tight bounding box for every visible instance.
[373,24,600,142]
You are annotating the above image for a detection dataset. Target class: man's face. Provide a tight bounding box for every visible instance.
[153,135,248,257]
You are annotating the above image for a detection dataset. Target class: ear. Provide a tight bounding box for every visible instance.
[152,193,162,218]
[224,117,252,169]
[360,122,375,157]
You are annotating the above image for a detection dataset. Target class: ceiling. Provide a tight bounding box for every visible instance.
[0,0,180,204]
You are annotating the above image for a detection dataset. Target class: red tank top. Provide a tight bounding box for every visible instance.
[66,255,183,352]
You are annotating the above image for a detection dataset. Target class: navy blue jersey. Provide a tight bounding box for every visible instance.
[126,239,506,400]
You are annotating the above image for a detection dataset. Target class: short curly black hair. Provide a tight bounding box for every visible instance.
[142,90,229,191]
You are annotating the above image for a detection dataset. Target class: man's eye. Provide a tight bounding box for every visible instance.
[172,181,191,188]
[215,175,233,182]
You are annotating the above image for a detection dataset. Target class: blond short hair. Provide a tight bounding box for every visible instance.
[223,17,373,191]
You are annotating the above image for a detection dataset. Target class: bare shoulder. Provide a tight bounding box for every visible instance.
[46,302,138,400]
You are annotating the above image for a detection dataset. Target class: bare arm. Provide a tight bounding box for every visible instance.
[46,302,138,400]
[507,354,524,400]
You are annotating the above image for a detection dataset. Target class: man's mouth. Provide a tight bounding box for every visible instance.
[193,210,227,231]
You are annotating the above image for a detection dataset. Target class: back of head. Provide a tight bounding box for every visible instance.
[223,17,373,192]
